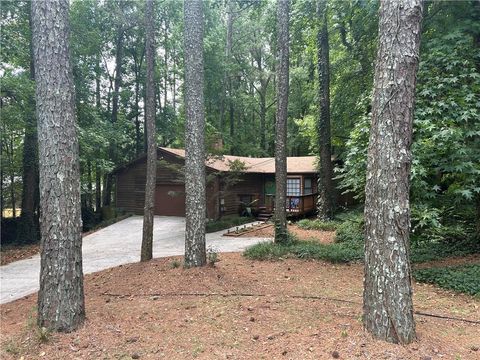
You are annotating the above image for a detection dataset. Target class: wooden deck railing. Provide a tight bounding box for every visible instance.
[265,193,318,215]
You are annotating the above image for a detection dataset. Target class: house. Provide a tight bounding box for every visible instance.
[112,147,321,219]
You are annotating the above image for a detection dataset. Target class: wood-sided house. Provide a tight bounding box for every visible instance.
[112,147,320,219]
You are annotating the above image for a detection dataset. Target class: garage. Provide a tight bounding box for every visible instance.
[154,184,185,216]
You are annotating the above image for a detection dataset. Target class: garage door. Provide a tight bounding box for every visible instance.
[154,184,186,216]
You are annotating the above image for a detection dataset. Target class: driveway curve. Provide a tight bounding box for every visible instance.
[0,216,270,304]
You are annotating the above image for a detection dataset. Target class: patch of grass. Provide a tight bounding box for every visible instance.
[4,339,20,355]
[170,260,181,269]
[244,236,363,264]
[413,264,480,296]
[296,219,338,231]
[36,326,50,344]
[206,215,254,233]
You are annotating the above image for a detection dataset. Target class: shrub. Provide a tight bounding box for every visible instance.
[244,236,363,264]
[413,265,480,296]
[335,220,364,244]
[207,246,220,266]
[334,210,364,244]
[296,219,338,231]
[206,215,254,233]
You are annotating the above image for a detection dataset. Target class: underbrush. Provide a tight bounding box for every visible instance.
[245,206,479,265]
[245,234,478,265]
[206,215,254,233]
[244,234,363,264]
[296,219,338,231]
[413,264,480,297]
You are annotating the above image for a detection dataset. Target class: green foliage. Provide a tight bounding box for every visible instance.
[170,260,181,269]
[336,9,480,238]
[296,218,338,231]
[205,215,253,233]
[410,237,479,263]
[413,265,480,297]
[334,209,365,244]
[246,207,479,265]
[243,238,363,264]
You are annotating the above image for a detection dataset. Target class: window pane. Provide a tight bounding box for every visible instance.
[304,178,312,195]
[287,178,301,196]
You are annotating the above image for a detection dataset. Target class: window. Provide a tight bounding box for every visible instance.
[304,178,313,195]
[286,178,301,196]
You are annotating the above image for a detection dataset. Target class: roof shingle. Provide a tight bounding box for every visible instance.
[160,147,317,174]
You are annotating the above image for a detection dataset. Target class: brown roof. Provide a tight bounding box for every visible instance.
[160,147,317,174]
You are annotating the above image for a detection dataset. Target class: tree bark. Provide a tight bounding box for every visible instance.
[95,163,101,212]
[476,193,480,238]
[316,0,335,220]
[363,0,423,344]
[9,138,17,219]
[32,0,85,332]
[141,0,157,263]
[184,0,206,267]
[132,51,144,157]
[274,0,290,244]
[87,160,93,210]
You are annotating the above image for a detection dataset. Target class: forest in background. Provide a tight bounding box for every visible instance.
[1,0,479,244]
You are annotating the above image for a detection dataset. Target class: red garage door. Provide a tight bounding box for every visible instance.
[154,184,186,216]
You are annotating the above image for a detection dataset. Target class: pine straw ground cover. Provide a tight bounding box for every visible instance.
[1,253,479,360]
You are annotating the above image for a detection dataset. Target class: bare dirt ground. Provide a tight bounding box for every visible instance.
[1,253,479,360]
[239,223,336,244]
[0,244,39,266]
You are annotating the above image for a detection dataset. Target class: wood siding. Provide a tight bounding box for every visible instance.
[116,151,220,218]
[114,150,343,219]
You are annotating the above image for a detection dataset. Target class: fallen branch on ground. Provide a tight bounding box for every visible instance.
[101,291,480,325]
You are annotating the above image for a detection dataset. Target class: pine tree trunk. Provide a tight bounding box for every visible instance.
[9,139,17,219]
[316,0,334,220]
[220,0,234,135]
[32,0,85,332]
[105,23,124,206]
[184,0,206,267]
[476,194,480,238]
[163,17,169,112]
[95,164,101,212]
[87,160,93,210]
[274,0,290,244]
[134,67,142,156]
[363,0,423,344]
[141,0,157,263]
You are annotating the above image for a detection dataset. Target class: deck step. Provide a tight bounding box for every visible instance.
[256,212,273,221]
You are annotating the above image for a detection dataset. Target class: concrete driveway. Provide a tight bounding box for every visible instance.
[0,216,270,304]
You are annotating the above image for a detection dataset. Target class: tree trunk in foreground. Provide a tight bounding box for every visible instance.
[184,0,206,267]
[32,0,85,332]
[141,0,157,262]
[274,0,290,244]
[316,0,334,220]
[363,0,423,344]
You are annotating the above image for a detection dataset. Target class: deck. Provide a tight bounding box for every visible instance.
[265,193,317,216]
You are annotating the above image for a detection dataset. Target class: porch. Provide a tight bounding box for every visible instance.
[264,193,318,217]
